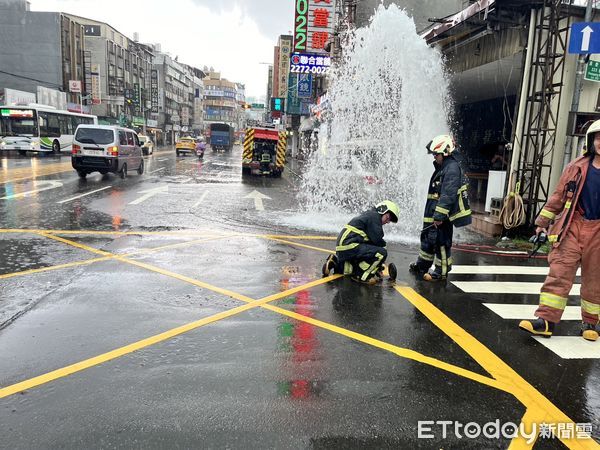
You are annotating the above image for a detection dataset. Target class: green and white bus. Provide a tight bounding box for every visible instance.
[0,105,97,155]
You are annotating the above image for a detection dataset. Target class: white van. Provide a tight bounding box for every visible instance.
[72,125,144,179]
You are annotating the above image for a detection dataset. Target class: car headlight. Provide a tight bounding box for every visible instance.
[0,141,5,148]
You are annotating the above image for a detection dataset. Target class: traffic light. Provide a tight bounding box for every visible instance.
[271,97,285,112]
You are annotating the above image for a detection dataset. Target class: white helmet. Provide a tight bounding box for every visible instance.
[585,119,600,156]
[426,134,455,156]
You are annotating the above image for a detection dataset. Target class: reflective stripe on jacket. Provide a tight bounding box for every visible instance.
[535,155,592,247]
[336,208,386,252]
[423,156,472,228]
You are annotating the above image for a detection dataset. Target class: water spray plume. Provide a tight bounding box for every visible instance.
[299,5,453,239]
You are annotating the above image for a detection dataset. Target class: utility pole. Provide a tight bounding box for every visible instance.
[563,0,594,169]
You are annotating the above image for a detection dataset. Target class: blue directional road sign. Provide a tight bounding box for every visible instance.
[569,22,600,54]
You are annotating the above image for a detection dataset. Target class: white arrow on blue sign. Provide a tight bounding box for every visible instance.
[569,22,600,54]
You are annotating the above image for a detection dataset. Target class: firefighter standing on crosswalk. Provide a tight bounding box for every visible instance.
[520,120,600,341]
[409,135,472,281]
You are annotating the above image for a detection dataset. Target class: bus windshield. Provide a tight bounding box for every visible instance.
[0,109,38,137]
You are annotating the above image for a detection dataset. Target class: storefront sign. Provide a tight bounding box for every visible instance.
[294,0,336,54]
[278,36,293,98]
[290,52,332,74]
[585,60,600,82]
[151,69,159,113]
[91,64,101,105]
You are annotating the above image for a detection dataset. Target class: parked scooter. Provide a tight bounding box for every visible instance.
[195,138,206,159]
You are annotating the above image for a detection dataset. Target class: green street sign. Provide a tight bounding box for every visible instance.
[251,103,265,109]
[585,60,600,82]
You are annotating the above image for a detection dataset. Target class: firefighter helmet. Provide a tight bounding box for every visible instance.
[376,200,399,223]
[426,135,455,156]
[585,119,600,156]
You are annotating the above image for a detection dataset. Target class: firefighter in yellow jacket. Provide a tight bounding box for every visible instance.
[520,120,600,341]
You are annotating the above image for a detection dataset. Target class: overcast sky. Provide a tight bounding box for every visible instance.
[31,0,295,100]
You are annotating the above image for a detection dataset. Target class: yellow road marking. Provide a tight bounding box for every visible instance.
[4,226,592,444]
[508,408,546,449]
[0,161,74,185]
[0,235,232,280]
[263,236,334,254]
[0,256,111,280]
[396,286,598,449]
[0,229,336,240]
[262,303,506,392]
[0,275,340,399]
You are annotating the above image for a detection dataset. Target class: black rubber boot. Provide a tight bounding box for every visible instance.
[409,262,426,274]
[519,318,555,338]
[322,254,338,277]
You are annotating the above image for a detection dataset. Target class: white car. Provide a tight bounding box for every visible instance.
[138,135,154,155]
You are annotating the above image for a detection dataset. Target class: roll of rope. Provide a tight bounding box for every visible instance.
[500,181,526,229]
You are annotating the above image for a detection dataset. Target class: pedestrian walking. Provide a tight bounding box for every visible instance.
[520,120,600,341]
[409,135,472,281]
[322,201,399,284]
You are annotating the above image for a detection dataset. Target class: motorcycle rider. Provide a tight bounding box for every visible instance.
[195,137,206,159]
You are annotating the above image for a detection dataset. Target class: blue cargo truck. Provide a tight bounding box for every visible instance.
[209,123,234,152]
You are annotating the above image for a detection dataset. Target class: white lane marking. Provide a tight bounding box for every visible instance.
[484,303,582,321]
[191,191,209,209]
[244,189,271,211]
[452,281,580,295]
[1,180,63,199]
[452,265,581,276]
[533,336,600,359]
[150,167,166,174]
[56,186,112,204]
[129,185,168,205]
[157,158,168,162]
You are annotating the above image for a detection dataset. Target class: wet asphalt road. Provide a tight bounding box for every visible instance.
[0,147,599,449]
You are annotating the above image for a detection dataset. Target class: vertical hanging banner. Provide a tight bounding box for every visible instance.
[294,0,336,54]
[91,64,101,105]
[151,69,159,113]
[278,36,293,98]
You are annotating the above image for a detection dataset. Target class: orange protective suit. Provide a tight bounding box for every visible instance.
[534,155,600,324]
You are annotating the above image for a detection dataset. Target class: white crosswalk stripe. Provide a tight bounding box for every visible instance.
[484,303,582,320]
[451,265,600,359]
[452,281,580,295]
[452,265,581,276]
[532,337,600,359]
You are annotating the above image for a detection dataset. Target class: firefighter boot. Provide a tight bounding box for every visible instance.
[519,318,555,338]
[423,271,446,282]
[581,322,599,342]
[409,262,426,275]
[322,254,338,277]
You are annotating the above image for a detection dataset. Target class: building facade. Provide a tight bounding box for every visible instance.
[203,72,238,130]
[152,51,193,142]
[0,0,86,108]
[62,15,153,125]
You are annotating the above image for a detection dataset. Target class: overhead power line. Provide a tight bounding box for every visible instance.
[0,70,62,89]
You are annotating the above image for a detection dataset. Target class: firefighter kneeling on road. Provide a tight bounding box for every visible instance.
[520,120,600,341]
[322,201,399,284]
[409,135,472,281]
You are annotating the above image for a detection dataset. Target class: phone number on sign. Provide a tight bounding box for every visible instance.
[290,65,329,74]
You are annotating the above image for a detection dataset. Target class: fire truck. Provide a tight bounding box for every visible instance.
[242,126,287,177]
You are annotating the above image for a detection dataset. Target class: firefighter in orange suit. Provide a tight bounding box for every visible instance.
[520,120,600,341]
